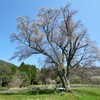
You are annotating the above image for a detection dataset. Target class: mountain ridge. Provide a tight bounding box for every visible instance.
[0,59,18,67]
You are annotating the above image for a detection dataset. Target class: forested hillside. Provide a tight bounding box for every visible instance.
[0,60,37,87]
[0,60,100,88]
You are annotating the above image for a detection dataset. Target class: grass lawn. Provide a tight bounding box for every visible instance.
[0,88,100,100]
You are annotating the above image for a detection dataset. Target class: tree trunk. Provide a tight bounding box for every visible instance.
[0,77,3,87]
[63,75,72,92]
[57,69,72,93]
[66,78,72,92]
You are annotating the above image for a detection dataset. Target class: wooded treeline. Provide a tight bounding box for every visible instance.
[0,60,100,88]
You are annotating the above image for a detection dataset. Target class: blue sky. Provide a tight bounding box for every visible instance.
[0,0,100,67]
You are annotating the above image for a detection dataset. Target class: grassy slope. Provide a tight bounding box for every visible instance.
[0,88,100,100]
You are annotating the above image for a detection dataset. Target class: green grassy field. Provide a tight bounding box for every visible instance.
[0,88,100,100]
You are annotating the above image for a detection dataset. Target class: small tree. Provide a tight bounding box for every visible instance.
[8,70,29,87]
[39,67,57,84]
[0,63,11,87]
[19,62,37,85]
[10,4,100,92]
